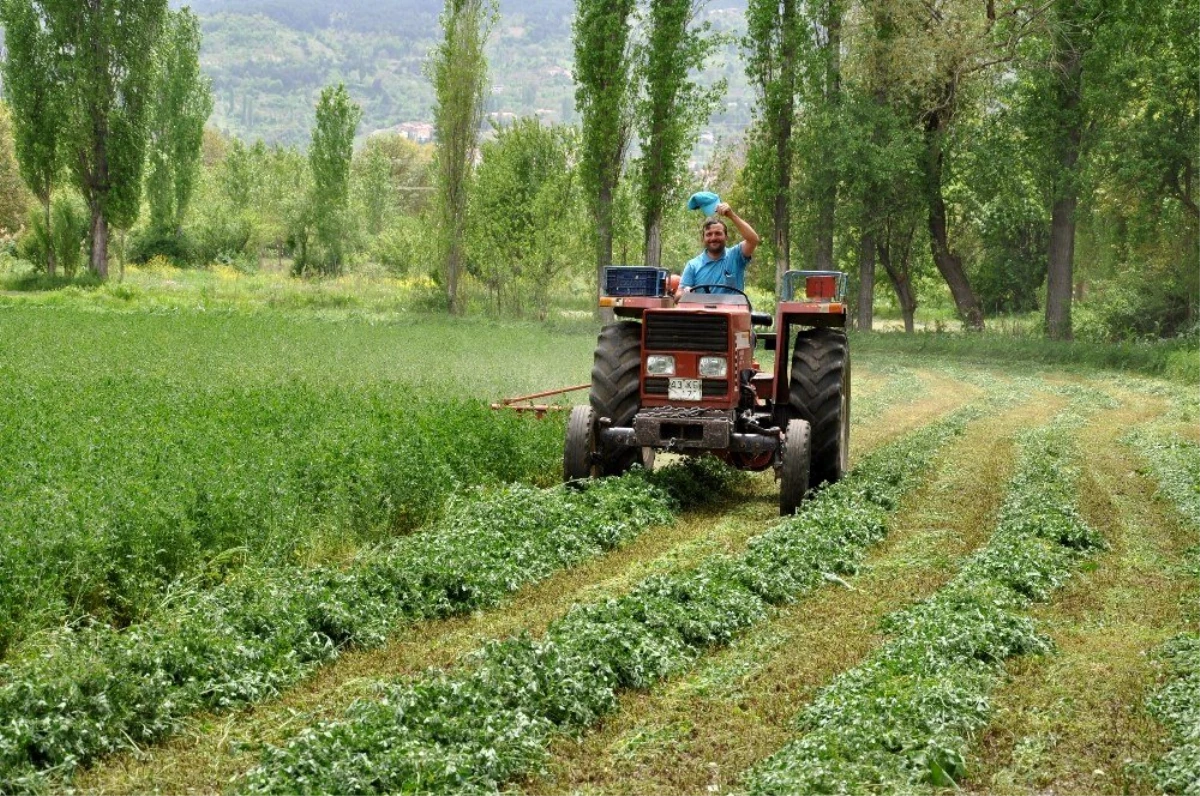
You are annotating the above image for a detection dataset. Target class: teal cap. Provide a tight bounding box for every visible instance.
[686,191,720,216]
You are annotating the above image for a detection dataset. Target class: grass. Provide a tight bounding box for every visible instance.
[851,328,1198,383]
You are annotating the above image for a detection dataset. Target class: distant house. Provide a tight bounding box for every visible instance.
[383,122,433,143]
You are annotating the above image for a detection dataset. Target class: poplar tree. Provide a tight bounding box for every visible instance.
[43,0,167,278]
[636,0,720,268]
[574,0,638,302]
[307,83,362,275]
[145,7,213,239]
[0,0,63,274]
[743,0,802,290]
[428,0,495,314]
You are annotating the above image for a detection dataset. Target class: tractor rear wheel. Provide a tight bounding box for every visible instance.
[788,328,850,489]
[590,321,646,475]
[564,405,599,482]
[779,418,812,515]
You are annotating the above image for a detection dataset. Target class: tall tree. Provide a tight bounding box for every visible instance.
[574,0,638,304]
[145,7,213,238]
[635,0,719,268]
[805,0,843,272]
[743,0,801,291]
[41,0,167,278]
[428,0,495,314]
[0,0,63,274]
[307,83,362,276]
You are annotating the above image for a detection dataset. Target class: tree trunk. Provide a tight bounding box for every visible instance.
[856,231,874,330]
[773,192,790,293]
[644,215,662,268]
[1046,194,1076,339]
[44,199,56,278]
[1045,38,1082,341]
[923,108,983,329]
[878,239,916,333]
[447,239,462,315]
[596,181,615,321]
[89,206,108,279]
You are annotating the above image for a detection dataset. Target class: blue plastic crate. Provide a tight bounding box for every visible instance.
[604,266,669,297]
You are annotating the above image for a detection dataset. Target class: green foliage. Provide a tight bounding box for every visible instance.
[744,408,1105,795]
[465,119,587,316]
[240,407,977,794]
[429,0,496,311]
[574,0,638,282]
[145,8,213,236]
[0,103,31,235]
[43,0,169,275]
[634,0,723,264]
[351,133,433,240]
[18,190,87,276]
[305,83,363,275]
[0,0,62,213]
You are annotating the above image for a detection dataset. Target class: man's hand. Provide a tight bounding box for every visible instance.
[715,203,760,257]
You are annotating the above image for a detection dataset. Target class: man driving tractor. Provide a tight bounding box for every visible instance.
[680,199,761,295]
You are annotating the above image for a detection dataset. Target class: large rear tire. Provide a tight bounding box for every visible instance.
[788,328,850,489]
[590,321,645,475]
[564,405,599,483]
[779,418,811,515]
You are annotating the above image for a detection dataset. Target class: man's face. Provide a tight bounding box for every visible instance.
[703,222,727,254]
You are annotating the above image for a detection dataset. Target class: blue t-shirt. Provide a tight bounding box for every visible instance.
[681,243,751,293]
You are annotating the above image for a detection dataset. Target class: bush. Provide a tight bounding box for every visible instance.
[127,227,197,266]
[369,214,423,275]
[17,194,88,276]
[1075,275,1196,342]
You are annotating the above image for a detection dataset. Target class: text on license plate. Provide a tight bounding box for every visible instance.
[668,378,702,401]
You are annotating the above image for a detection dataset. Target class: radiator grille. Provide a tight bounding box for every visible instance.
[645,313,728,352]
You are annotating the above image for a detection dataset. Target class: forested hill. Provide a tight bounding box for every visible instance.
[174,0,752,148]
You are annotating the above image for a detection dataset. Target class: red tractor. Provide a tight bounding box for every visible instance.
[564,267,850,515]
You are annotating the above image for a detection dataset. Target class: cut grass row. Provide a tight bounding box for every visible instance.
[1126,417,1200,794]
[525,393,1063,795]
[238,405,984,794]
[0,461,740,793]
[741,404,1106,794]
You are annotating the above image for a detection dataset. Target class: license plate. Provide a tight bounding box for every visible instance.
[668,378,702,401]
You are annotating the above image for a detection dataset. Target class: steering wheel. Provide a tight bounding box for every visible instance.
[687,283,752,313]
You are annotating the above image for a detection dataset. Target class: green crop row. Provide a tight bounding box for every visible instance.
[742,409,1105,795]
[238,407,981,795]
[1126,421,1200,794]
[0,461,742,793]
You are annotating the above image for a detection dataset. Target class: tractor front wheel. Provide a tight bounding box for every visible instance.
[779,418,812,515]
[788,328,850,489]
[564,405,599,483]
[591,321,645,475]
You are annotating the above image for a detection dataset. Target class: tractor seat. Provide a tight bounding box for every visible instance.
[751,311,773,327]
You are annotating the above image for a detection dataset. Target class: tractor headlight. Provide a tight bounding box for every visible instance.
[645,355,676,375]
[699,356,728,378]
